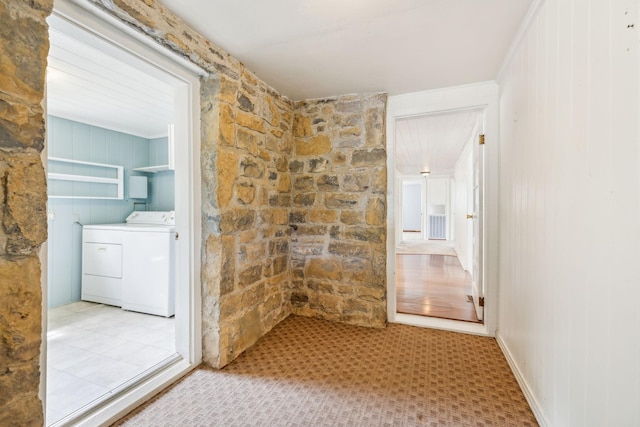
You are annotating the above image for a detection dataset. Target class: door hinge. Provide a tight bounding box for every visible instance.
[479,134,485,145]
[479,297,485,307]
[175,232,179,240]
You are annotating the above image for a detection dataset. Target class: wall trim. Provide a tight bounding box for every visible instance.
[496,332,550,427]
[496,0,546,83]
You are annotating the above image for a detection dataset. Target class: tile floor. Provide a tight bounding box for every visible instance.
[46,302,176,426]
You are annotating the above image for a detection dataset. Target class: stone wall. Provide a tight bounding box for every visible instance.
[0,0,52,425]
[89,0,295,368]
[290,94,387,327]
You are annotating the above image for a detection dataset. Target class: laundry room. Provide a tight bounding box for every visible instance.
[44,15,181,425]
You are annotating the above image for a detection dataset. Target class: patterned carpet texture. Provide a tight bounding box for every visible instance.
[114,315,537,426]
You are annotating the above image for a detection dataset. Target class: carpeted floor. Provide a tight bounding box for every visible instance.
[114,316,537,427]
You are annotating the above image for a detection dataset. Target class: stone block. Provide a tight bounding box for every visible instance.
[219,103,235,146]
[331,152,346,165]
[239,242,265,263]
[0,256,42,364]
[236,180,255,205]
[343,226,385,243]
[236,110,265,133]
[233,307,263,355]
[240,157,264,179]
[305,257,342,280]
[366,197,386,226]
[310,293,342,314]
[308,157,329,173]
[220,235,235,295]
[295,135,331,156]
[351,148,386,166]
[294,225,328,236]
[238,264,263,287]
[216,148,238,208]
[289,159,304,173]
[340,211,363,225]
[339,126,362,137]
[293,115,312,137]
[365,107,384,147]
[0,153,47,255]
[219,209,256,232]
[325,193,360,209]
[343,174,370,192]
[239,229,258,244]
[293,193,316,207]
[240,282,265,307]
[317,175,339,191]
[277,174,291,193]
[309,209,338,223]
[370,168,386,193]
[0,7,48,104]
[262,208,288,225]
[0,99,45,150]
[289,210,306,224]
[294,175,315,192]
[236,127,260,155]
[269,194,291,207]
[291,292,309,306]
[275,156,288,172]
[328,241,370,258]
[219,292,241,319]
[237,93,254,112]
[273,256,288,276]
[356,286,386,302]
[268,240,289,256]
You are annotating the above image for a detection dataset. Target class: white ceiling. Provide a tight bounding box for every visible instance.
[47,16,174,139]
[395,109,482,176]
[158,0,532,100]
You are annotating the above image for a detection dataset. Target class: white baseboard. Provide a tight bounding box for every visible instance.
[495,332,550,427]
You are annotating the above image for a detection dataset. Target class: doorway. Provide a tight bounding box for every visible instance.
[42,2,203,425]
[393,109,482,324]
[385,83,499,336]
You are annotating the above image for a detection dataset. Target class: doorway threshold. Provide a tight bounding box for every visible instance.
[393,313,489,336]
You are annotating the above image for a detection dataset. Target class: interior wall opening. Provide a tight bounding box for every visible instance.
[392,107,485,325]
[43,3,202,425]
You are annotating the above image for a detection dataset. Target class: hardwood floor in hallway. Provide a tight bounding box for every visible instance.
[396,254,480,323]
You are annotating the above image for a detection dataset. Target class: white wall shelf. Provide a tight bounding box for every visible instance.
[132,165,171,173]
[48,157,124,199]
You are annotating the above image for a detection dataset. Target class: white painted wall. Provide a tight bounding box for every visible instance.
[496,1,640,426]
[401,181,422,231]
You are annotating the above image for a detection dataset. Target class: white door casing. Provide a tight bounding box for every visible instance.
[386,82,499,336]
[43,1,204,425]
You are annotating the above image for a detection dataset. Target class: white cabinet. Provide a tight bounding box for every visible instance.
[133,124,175,173]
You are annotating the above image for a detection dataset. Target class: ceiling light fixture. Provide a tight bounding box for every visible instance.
[420,170,431,176]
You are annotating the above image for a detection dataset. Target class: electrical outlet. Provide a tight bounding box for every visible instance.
[47,210,55,221]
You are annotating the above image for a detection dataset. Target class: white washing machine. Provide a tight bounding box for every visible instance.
[82,211,176,317]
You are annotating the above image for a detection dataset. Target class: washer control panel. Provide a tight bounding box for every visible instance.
[125,210,175,226]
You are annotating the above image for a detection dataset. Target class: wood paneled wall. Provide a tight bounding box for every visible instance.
[497,1,640,425]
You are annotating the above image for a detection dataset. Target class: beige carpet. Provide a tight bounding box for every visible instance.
[114,316,537,427]
[396,240,457,256]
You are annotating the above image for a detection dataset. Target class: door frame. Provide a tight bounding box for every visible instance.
[386,82,499,336]
[41,1,205,424]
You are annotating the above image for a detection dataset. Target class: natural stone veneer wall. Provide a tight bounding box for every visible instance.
[0,1,51,425]
[1,0,388,423]
[290,94,387,327]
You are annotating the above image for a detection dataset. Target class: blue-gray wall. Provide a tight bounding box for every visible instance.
[47,116,174,308]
